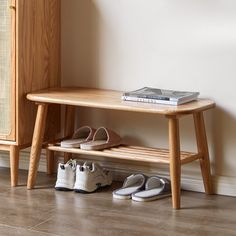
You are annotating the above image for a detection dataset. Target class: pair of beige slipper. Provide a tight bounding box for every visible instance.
[61,126,122,151]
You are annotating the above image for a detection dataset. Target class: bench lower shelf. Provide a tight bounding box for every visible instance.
[48,144,201,165]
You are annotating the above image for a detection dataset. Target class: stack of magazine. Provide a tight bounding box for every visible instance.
[122,87,199,105]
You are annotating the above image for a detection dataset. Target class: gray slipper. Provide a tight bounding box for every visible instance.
[113,174,146,199]
[132,176,171,202]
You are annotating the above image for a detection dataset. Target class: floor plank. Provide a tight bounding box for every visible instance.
[0,167,235,236]
[0,224,58,236]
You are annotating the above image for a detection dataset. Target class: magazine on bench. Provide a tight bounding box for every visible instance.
[122,87,200,105]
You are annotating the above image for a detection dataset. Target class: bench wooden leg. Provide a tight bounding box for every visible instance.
[168,116,181,209]
[10,145,19,187]
[64,153,72,163]
[27,103,48,189]
[64,105,76,163]
[46,148,55,175]
[194,112,213,194]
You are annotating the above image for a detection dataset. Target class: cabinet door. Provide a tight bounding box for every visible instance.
[0,0,15,140]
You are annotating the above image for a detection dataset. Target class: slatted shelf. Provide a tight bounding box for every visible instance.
[48,144,201,165]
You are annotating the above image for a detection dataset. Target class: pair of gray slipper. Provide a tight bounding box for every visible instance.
[113,174,171,202]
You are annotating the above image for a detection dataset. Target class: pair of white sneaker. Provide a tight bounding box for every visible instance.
[55,160,112,193]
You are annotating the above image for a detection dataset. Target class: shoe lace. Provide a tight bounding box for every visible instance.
[66,159,77,170]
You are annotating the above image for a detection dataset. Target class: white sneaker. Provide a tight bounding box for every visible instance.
[55,159,77,191]
[74,162,112,193]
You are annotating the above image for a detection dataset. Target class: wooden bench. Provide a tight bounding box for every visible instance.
[26,87,215,209]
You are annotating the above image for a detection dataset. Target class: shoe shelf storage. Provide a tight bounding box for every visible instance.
[26,87,215,209]
[48,144,200,165]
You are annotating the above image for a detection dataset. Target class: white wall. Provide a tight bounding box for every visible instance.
[61,0,236,195]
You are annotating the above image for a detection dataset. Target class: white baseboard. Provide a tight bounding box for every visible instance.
[0,149,48,173]
[0,150,236,197]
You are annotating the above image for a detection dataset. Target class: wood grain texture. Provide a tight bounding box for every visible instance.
[27,103,48,189]
[64,105,76,138]
[0,0,60,187]
[0,140,16,145]
[27,87,215,115]
[169,116,181,209]
[63,105,76,163]
[0,170,236,235]
[9,145,19,186]
[16,0,61,145]
[26,87,214,209]
[46,148,55,175]
[48,144,200,165]
[0,144,11,151]
[194,112,213,194]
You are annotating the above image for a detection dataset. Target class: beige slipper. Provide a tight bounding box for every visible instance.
[61,126,96,148]
[80,127,122,150]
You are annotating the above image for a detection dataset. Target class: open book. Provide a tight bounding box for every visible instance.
[122,87,199,105]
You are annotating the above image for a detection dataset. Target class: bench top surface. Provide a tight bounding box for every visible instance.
[27,87,215,115]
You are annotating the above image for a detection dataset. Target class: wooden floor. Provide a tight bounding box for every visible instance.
[0,168,235,236]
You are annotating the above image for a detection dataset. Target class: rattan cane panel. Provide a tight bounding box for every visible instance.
[0,1,12,135]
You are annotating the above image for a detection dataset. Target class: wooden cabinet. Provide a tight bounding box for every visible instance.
[0,0,60,186]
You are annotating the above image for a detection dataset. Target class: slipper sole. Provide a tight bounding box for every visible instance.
[132,193,172,202]
[112,193,132,200]
[80,141,121,151]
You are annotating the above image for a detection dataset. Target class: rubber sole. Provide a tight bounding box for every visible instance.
[55,187,73,191]
[74,189,95,194]
[74,184,111,194]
